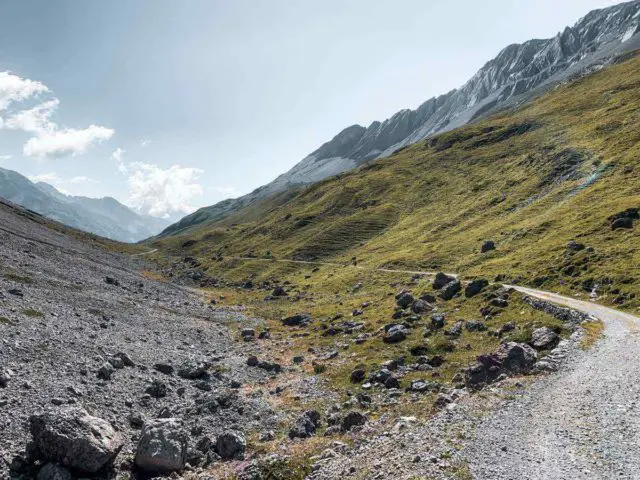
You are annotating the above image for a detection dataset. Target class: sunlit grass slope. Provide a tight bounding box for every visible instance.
[153,52,640,310]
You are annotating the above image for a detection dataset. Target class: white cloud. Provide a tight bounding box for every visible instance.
[69,175,95,184]
[28,172,62,184]
[23,125,114,158]
[28,171,96,195]
[0,72,49,111]
[4,98,58,133]
[211,185,242,197]
[141,139,152,147]
[126,162,203,218]
[0,71,114,158]
[112,147,128,173]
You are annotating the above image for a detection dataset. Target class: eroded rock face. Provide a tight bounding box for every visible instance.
[29,408,124,473]
[135,418,188,473]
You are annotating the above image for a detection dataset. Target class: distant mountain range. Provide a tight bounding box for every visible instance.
[161,0,640,236]
[0,167,169,242]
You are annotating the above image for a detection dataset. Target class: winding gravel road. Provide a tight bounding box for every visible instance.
[466,286,640,479]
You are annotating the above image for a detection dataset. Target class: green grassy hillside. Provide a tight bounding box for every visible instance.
[152,51,640,311]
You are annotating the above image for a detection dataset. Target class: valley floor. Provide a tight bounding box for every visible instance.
[308,289,640,480]
[2,198,639,480]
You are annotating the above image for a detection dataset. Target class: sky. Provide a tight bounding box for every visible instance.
[0,0,627,218]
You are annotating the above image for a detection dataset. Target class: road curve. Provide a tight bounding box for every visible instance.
[466,285,640,479]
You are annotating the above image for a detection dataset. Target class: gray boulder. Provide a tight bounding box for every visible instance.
[395,291,415,309]
[465,279,489,297]
[341,411,367,432]
[430,313,446,329]
[530,327,560,350]
[411,299,433,314]
[494,342,537,374]
[439,280,461,300]
[215,431,246,460]
[29,408,124,473]
[135,418,188,473]
[289,410,321,439]
[465,320,487,332]
[177,360,208,379]
[96,362,115,381]
[383,324,409,343]
[282,314,313,327]
[433,272,455,289]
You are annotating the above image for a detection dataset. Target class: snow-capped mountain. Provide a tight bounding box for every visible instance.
[0,167,169,242]
[162,0,640,236]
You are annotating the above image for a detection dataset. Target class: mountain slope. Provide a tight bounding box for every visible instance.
[161,0,640,236]
[0,167,169,242]
[152,49,640,310]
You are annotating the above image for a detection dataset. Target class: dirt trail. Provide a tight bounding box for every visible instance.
[229,256,459,278]
[465,285,640,479]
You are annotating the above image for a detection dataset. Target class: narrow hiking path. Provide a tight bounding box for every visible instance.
[465,286,640,479]
[132,248,158,257]
[229,256,459,278]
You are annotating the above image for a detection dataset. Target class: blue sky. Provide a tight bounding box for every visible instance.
[0,0,626,217]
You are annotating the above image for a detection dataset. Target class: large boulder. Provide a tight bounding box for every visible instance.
[530,327,559,350]
[612,217,634,230]
[282,314,313,327]
[411,299,433,314]
[383,324,409,343]
[439,280,461,300]
[341,411,367,432]
[433,272,455,290]
[289,411,321,439]
[177,360,208,379]
[464,354,503,388]
[464,342,537,388]
[465,279,489,298]
[215,431,246,460]
[494,342,537,374]
[430,313,446,329]
[395,291,415,309]
[29,408,124,473]
[135,418,188,473]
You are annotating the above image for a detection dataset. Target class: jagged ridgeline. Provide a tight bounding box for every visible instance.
[160,0,640,236]
[152,50,640,307]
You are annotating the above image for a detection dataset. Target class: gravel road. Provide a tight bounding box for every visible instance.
[465,286,640,479]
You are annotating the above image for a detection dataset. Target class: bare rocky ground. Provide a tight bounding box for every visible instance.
[0,202,298,479]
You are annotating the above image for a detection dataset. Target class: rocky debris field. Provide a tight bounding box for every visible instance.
[0,203,294,479]
[1,199,635,480]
